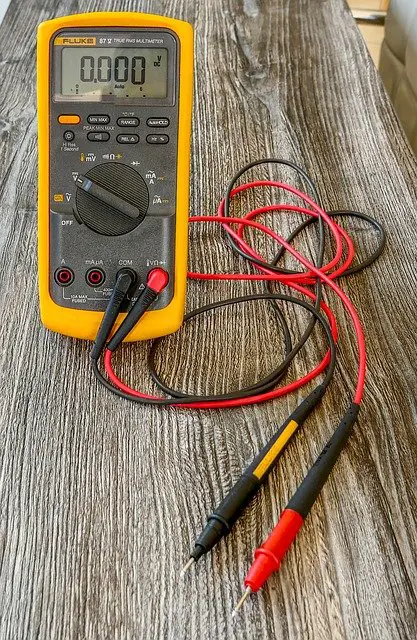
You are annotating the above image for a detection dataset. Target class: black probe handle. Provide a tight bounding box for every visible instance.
[191,385,326,559]
[90,269,134,361]
[246,384,326,475]
[287,402,360,518]
[106,285,158,351]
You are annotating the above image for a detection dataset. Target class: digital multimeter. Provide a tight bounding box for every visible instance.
[37,12,193,340]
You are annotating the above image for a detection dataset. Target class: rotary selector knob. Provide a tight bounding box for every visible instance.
[75,162,149,236]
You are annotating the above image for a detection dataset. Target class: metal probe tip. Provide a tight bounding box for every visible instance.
[180,557,195,577]
[232,586,252,618]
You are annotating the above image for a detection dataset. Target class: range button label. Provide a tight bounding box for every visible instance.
[117,117,139,127]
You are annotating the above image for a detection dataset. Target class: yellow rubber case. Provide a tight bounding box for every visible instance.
[37,12,193,340]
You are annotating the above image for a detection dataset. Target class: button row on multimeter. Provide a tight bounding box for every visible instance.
[85,116,169,127]
[59,114,170,128]
[82,131,169,144]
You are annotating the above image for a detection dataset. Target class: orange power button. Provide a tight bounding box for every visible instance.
[58,114,80,125]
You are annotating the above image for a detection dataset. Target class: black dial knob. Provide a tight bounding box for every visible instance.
[75,162,149,235]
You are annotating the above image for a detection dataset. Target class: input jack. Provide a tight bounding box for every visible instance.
[86,268,106,287]
[54,267,74,287]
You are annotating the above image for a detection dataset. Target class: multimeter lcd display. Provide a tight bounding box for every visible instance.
[61,48,168,99]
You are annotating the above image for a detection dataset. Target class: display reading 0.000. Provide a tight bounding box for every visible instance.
[60,47,168,99]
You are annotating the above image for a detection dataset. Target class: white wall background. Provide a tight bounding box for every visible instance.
[0,0,11,24]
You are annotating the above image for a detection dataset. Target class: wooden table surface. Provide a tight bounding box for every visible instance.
[1,1,416,638]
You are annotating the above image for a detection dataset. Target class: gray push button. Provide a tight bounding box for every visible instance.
[147,118,170,127]
[116,134,139,144]
[117,117,139,127]
[87,115,110,124]
[146,134,169,144]
[87,131,110,141]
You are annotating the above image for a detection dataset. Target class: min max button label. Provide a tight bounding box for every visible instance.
[87,115,110,125]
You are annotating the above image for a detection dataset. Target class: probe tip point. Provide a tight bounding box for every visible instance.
[180,557,195,577]
[232,586,252,618]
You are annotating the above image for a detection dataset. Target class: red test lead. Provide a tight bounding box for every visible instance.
[87,159,385,618]
[233,403,360,616]
[232,509,304,617]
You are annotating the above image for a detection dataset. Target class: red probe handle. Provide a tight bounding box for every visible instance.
[244,509,304,592]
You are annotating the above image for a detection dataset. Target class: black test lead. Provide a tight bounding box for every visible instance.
[88,159,385,615]
[180,384,330,570]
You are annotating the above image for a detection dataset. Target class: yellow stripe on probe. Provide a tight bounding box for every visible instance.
[252,420,299,479]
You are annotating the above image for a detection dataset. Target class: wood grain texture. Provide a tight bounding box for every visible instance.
[0,0,416,638]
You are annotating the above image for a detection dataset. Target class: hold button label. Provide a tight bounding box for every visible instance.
[147,118,169,127]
